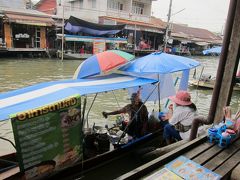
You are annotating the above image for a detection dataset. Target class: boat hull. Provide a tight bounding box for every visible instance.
[1,129,163,179]
[189,79,240,91]
[58,52,92,60]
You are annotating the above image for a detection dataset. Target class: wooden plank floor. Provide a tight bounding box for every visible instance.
[117,136,240,180]
[188,137,240,179]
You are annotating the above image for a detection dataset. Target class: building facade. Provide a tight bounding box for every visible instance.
[36,0,165,53]
[35,0,222,56]
[0,0,55,57]
[38,0,156,23]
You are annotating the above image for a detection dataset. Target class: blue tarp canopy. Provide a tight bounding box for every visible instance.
[65,16,126,35]
[0,74,157,121]
[202,46,222,55]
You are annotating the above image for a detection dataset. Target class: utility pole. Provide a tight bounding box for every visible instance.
[129,0,136,55]
[61,1,64,61]
[134,24,137,56]
[164,0,173,52]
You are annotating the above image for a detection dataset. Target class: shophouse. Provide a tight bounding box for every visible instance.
[169,23,222,55]
[0,0,55,57]
[35,0,166,53]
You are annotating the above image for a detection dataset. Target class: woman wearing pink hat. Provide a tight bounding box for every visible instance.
[163,91,197,144]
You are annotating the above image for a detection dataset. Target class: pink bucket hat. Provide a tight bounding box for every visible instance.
[169,91,192,106]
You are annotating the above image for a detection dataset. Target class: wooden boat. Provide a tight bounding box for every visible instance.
[124,49,156,56]
[189,78,240,91]
[56,34,128,60]
[0,74,163,179]
[57,51,92,60]
[0,50,200,179]
[0,128,163,179]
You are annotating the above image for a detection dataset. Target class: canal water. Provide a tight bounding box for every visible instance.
[0,57,239,155]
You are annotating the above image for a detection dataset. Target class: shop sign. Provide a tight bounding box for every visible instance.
[11,95,83,179]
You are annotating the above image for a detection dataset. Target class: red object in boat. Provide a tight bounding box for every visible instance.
[226,129,236,134]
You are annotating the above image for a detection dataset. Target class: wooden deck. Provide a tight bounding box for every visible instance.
[118,135,240,179]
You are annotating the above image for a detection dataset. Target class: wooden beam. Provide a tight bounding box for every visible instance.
[207,0,236,123]
[214,0,240,123]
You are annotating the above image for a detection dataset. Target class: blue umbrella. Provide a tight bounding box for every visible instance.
[119,51,200,111]
[202,46,222,55]
[119,51,200,74]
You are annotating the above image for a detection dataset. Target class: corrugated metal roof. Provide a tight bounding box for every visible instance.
[5,13,55,26]
[0,0,25,9]
[149,16,166,29]
[99,16,165,34]
[0,7,52,18]
[171,23,222,43]
[100,16,154,27]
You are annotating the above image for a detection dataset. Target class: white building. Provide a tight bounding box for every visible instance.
[55,0,156,23]
[35,0,165,51]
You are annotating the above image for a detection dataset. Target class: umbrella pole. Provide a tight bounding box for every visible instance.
[61,3,64,61]
[196,66,205,90]
[164,76,179,108]
[158,74,161,112]
[85,93,98,126]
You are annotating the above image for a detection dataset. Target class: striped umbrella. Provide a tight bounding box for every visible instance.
[73,50,134,79]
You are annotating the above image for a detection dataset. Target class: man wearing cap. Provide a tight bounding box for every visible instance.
[102,92,149,138]
[163,91,197,144]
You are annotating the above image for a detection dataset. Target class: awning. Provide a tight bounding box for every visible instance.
[195,42,209,46]
[65,16,125,35]
[56,34,127,43]
[126,24,164,34]
[0,74,157,120]
[5,13,55,26]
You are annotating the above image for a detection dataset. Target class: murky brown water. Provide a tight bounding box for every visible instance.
[0,57,239,155]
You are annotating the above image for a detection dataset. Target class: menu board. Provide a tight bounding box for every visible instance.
[165,156,222,180]
[11,95,83,179]
[93,40,106,54]
[143,168,183,180]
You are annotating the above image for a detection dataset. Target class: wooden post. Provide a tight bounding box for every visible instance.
[40,27,46,49]
[4,23,12,48]
[61,3,64,61]
[207,0,238,124]
[134,24,136,56]
[213,0,240,124]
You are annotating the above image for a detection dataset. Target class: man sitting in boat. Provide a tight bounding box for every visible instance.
[102,92,149,138]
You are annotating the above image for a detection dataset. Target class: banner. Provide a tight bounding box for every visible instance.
[93,40,106,54]
[11,95,83,179]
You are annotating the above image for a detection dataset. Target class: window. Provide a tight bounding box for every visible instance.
[132,1,144,15]
[107,0,123,11]
[120,3,123,10]
[92,0,96,8]
[35,28,40,48]
[70,0,83,10]
[70,1,76,11]
[79,0,83,8]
